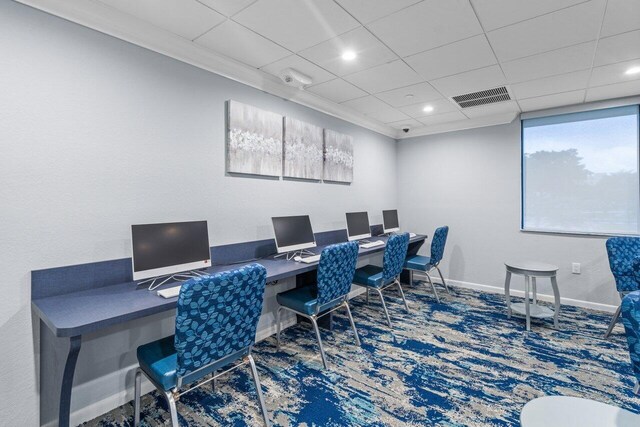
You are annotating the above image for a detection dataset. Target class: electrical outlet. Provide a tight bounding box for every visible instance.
[572,263,581,274]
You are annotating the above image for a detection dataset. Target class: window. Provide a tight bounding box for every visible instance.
[522,105,640,235]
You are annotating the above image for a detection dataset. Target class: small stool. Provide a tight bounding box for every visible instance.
[504,261,560,331]
[520,396,640,426]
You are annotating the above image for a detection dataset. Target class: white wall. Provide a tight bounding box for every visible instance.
[397,119,619,311]
[0,2,398,425]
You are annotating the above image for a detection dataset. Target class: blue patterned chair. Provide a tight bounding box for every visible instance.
[605,237,640,338]
[353,233,410,328]
[275,241,360,369]
[621,291,640,395]
[403,226,450,302]
[133,264,270,426]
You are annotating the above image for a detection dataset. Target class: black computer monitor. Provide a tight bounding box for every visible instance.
[272,215,316,253]
[346,212,371,241]
[383,210,400,233]
[131,221,211,280]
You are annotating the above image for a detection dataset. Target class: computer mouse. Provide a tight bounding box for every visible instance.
[294,256,302,262]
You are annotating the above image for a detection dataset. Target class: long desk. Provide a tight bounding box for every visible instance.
[32,227,426,427]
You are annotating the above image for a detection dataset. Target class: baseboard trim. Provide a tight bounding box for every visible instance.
[434,278,619,313]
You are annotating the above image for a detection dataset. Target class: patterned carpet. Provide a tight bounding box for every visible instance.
[84,285,640,426]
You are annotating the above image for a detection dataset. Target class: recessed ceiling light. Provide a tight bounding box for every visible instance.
[423,105,434,113]
[341,50,357,61]
[626,66,640,75]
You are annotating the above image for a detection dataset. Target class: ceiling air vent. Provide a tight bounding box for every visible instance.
[452,86,511,108]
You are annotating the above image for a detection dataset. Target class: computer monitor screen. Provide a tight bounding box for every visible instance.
[131,221,211,280]
[346,212,371,241]
[383,210,400,233]
[272,215,316,253]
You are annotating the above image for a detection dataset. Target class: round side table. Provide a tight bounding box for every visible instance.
[520,396,640,426]
[504,261,560,331]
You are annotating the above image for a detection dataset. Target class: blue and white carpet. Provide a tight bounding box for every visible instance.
[84,285,640,426]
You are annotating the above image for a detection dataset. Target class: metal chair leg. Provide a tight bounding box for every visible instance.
[343,302,361,346]
[396,279,410,312]
[310,317,328,369]
[248,355,271,427]
[374,288,393,327]
[604,304,622,338]
[164,391,179,427]
[275,306,283,350]
[134,368,141,427]
[366,287,370,305]
[424,273,440,303]
[435,265,450,294]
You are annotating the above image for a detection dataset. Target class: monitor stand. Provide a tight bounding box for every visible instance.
[274,248,315,261]
[138,269,209,291]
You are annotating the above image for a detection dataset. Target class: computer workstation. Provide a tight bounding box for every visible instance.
[346,211,385,248]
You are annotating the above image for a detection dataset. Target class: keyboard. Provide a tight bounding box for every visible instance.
[157,286,181,299]
[298,254,321,263]
[409,233,417,238]
[360,240,385,249]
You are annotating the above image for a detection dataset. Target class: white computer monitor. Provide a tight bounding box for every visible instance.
[272,215,317,253]
[383,210,400,233]
[346,211,372,241]
[131,220,211,281]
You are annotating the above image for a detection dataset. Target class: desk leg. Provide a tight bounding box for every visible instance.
[550,275,560,329]
[532,277,537,305]
[504,271,512,318]
[524,275,531,332]
[60,335,82,427]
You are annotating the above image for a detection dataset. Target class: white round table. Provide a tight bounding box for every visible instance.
[504,261,560,331]
[521,396,640,426]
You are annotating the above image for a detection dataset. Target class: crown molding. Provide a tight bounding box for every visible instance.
[15,0,399,139]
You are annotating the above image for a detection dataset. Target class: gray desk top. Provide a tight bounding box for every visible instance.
[33,235,426,337]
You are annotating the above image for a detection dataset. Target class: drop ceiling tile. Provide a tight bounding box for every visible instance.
[341,95,391,114]
[343,60,422,93]
[589,58,640,87]
[518,90,585,112]
[417,111,468,126]
[261,55,335,85]
[298,27,397,76]
[399,99,459,118]
[594,30,640,66]
[405,35,497,80]
[486,0,605,62]
[334,0,422,24]
[375,83,442,107]
[306,78,367,103]
[461,100,520,118]
[366,0,483,57]
[195,20,290,67]
[470,0,587,31]
[387,118,423,130]
[586,79,640,102]
[100,0,225,40]
[233,0,360,52]
[429,65,506,97]
[601,0,640,37]
[511,70,591,99]
[365,107,411,123]
[501,41,596,83]
[196,0,257,17]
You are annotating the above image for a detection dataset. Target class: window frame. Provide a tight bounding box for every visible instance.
[520,104,640,237]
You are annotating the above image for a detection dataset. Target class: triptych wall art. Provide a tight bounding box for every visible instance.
[226,100,353,183]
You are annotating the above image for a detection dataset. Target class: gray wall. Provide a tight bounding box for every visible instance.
[397,119,619,309]
[0,2,398,425]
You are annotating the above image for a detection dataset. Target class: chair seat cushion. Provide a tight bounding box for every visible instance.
[137,336,178,391]
[404,255,433,271]
[353,265,393,288]
[277,286,318,315]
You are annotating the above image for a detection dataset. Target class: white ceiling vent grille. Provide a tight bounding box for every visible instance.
[452,86,511,108]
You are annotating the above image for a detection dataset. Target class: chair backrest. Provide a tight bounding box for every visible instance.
[606,237,640,292]
[383,233,410,282]
[621,291,640,386]
[174,263,267,378]
[430,226,449,264]
[316,241,360,307]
